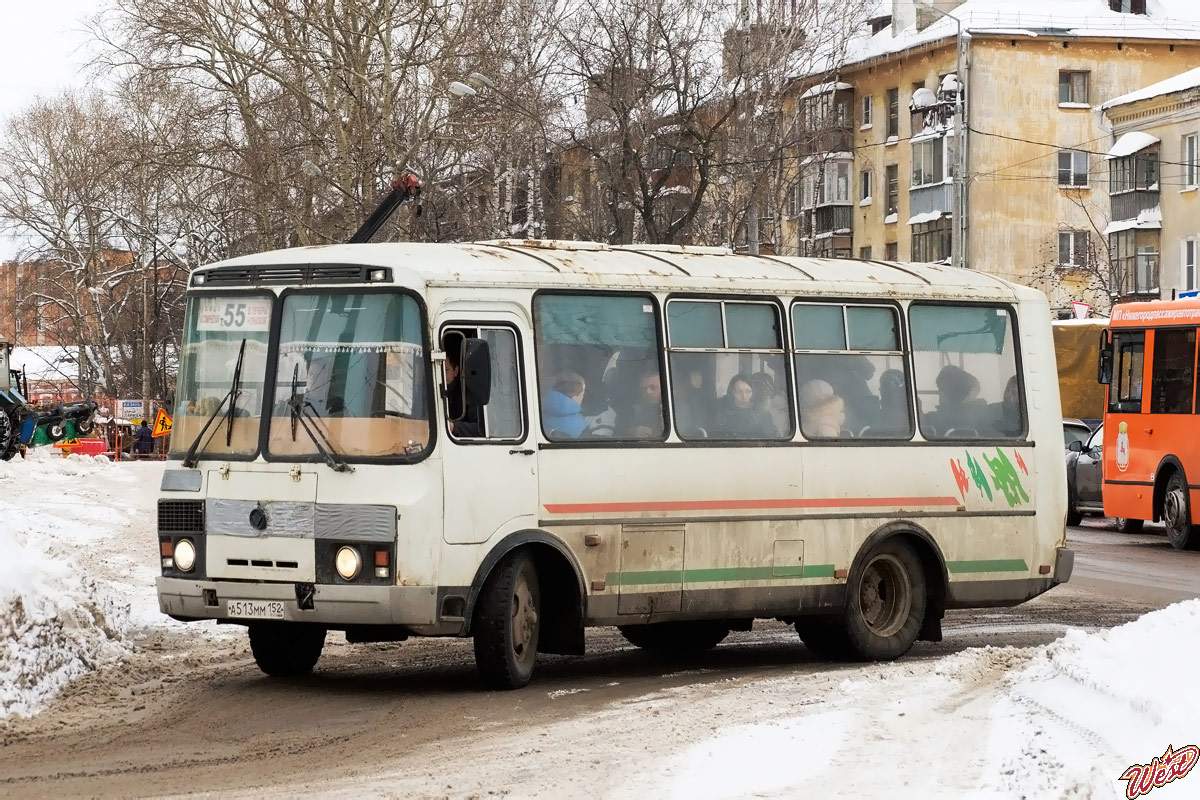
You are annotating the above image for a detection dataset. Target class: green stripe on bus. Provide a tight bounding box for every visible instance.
[605,564,837,586]
[946,559,1029,574]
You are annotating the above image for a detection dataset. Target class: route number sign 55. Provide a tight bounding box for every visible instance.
[197,298,271,332]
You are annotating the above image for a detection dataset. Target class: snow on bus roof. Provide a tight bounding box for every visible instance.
[196,240,1021,299]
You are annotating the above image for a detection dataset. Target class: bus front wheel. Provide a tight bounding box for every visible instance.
[473,550,541,689]
[1162,472,1200,550]
[248,622,326,677]
[842,540,926,661]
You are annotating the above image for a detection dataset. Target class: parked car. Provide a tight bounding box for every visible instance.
[1063,418,1092,450]
[1066,423,1143,531]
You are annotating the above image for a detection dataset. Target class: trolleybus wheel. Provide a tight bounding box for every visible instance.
[617,621,729,653]
[248,622,326,677]
[1162,472,1199,550]
[1113,517,1143,534]
[841,539,926,661]
[473,550,541,689]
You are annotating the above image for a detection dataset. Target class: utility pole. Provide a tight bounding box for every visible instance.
[921,1,969,269]
[741,0,759,255]
[141,252,151,423]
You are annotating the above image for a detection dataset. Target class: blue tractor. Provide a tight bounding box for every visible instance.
[1,336,99,460]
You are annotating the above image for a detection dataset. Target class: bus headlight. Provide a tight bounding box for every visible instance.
[335,546,362,580]
[174,539,197,572]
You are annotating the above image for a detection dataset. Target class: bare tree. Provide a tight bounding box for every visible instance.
[1027,191,1114,317]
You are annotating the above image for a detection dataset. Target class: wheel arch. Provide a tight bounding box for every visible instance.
[465,529,587,655]
[853,521,949,643]
[1153,455,1186,522]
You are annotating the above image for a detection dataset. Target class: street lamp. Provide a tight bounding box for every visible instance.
[918,1,969,270]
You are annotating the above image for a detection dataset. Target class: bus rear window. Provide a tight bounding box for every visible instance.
[909,304,1024,439]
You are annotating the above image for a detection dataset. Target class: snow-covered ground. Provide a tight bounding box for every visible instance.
[0,449,176,717]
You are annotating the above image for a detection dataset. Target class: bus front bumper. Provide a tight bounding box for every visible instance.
[156,577,440,627]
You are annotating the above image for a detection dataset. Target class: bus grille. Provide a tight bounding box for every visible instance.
[158,500,205,535]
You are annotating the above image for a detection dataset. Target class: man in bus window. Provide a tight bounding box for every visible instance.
[987,375,1021,437]
[620,370,664,438]
[924,365,980,436]
[444,357,483,437]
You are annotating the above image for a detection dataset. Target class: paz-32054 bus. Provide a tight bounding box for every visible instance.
[155,240,1073,688]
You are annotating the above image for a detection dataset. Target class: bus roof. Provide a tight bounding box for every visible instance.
[1109,298,1200,328]
[194,240,1029,301]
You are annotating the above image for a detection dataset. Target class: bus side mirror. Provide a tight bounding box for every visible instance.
[460,338,492,407]
[1097,346,1113,385]
[1068,440,1083,453]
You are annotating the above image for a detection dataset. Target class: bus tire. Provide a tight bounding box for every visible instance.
[618,621,729,653]
[473,550,541,690]
[1162,472,1199,550]
[842,539,926,661]
[248,622,325,677]
[1114,517,1143,534]
[1066,506,1082,527]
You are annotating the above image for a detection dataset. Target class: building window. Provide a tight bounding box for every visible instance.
[1057,150,1089,187]
[886,88,899,138]
[835,98,851,128]
[1184,239,1197,292]
[787,183,802,217]
[911,217,951,263]
[911,139,945,187]
[1185,133,1198,188]
[1058,230,1090,267]
[860,246,873,260]
[815,160,851,205]
[1109,150,1158,193]
[860,170,873,203]
[1109,0,1146,13]
[1059,71,1089,104]
[885,165,899,214]
[885,242,898,260]
[861,95,873,127]
[1110,229,1159,295]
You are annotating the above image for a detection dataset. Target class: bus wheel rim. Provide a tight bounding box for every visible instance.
[1165,486,1187,533]
[859,554,910,638]
[511,573,537,659]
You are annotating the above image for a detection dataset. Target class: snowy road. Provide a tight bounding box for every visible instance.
[2,456,1199,799]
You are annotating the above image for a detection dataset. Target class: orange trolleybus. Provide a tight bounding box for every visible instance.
[1100,298,1200,550]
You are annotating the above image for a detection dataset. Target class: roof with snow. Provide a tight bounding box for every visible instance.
[9,347,80,382]
[1102,65,1200,111]
[841,1,1200,69]
[1106,131,1160,159]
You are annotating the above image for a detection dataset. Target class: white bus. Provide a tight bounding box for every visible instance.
[156,239,1073,689]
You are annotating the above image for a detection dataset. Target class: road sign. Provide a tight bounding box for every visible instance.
[1072,302,1090,320]
[152,409,173,437]
[52,438,79,448]
[118,399,145,420]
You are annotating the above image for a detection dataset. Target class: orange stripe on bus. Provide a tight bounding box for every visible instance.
[543,496,961,514]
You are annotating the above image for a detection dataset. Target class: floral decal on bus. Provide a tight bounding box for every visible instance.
[949,449,1030,507]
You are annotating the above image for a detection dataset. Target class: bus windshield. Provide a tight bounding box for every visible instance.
[171,294,273,458]
[267,291,431,460]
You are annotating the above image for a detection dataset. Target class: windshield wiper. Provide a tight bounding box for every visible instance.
[182,339,246,469]
[286,372,353,473]
[225,338,247,446]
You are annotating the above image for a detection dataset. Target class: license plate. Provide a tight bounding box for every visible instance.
[226,600,286,619]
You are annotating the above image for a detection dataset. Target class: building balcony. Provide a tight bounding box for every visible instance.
[800,128,854,158]
[1110,189,1160,224]
[1111,255,1159,299]
[800,204,853,237]
[908,182,952,219]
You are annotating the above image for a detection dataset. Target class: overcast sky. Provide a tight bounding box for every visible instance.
[1,1,96,260]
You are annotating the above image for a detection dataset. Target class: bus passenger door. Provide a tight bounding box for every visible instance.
[438,315,539,545]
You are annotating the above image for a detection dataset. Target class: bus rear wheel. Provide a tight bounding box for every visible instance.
[248,622,326,677]
[618,621,729,653]
[1113,517,1143,534]
[1162,472,1200,550]
[842,540,926,661]
[473,550,541,690]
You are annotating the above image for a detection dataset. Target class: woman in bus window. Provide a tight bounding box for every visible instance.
[542,370,589,437]
[715,374,777,438]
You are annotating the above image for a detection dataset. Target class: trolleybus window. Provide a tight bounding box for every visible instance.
[170,293,273,458]
[909,304,1024,439]
[792,303,911,439]
[268,292,430,459]
[1150,328,1195,414]
[1109,331,1145,414]
[666,299,792,440]
[533,293,665,441]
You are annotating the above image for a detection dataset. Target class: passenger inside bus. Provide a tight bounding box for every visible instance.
[715,374,778,438]
[542,370,590,437]
[922,364,981,437]
[673,362,715,437]
[619,370,664,438]
[798,379,847,439]
[987,376,1022,437]
[876,369,911,435]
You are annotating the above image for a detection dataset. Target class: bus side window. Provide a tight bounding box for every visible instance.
[1151,328,1195,414]
[909,304,1024,440]
[442,326,526,442]
[1109,332,1145,414]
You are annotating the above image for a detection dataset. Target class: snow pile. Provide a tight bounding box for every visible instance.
[0,449,159,719]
